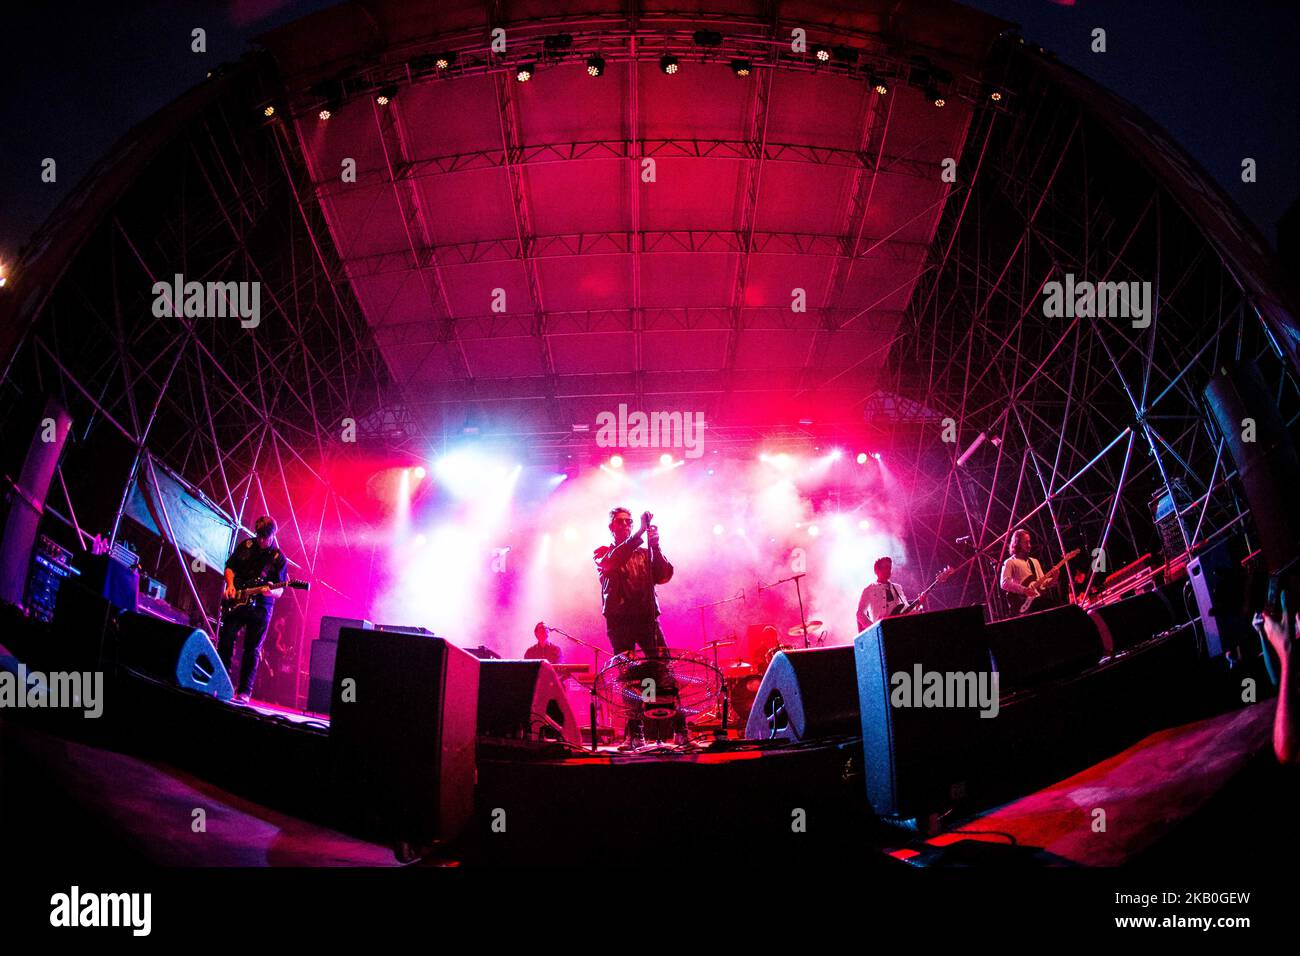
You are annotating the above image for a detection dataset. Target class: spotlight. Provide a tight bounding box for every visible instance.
[375,85,398,105]
[516,63,535,82]
[856,452,868,464]
[926,85,945,107]
[659,54,679,75]
[713,524,725,536]
[413,466,427,480]
[262,104,276,118]
[872,452,883,462]
[435,52,456,70]
[609,454,624,468]
[813,45,831,62]
[692,29,723,47]
[829,448,844,460]
[869,73,889,95]
[730,59,752,78]
[659,453,674,467]
[586,55,606,77]
[318,107,333,121]
[858,519,871,530]
[808,525,821,537]
[989,88,1003,102]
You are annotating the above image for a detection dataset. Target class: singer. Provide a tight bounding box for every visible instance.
[594,506,682,747]
[593,507,674,657]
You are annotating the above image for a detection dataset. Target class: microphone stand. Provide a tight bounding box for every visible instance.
[548,625,609,752]
[757,573,811,648]
[685,590,745,734]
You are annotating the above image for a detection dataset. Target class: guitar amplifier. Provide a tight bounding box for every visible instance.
[308,616,372,714]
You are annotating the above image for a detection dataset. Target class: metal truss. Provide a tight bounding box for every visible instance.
[0,64,391,707]
[876,42,1300,616]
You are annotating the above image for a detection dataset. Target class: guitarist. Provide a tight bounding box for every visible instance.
[1000,528,1058,615]
[857,556,911,631]
[218,515,288,702]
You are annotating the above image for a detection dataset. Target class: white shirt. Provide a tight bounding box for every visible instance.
[1000,555,1044,596]
[857,580,908,631]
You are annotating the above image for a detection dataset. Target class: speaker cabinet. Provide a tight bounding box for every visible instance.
[329,628,479,845]
[118,612,234,700]
[983,604,1103,694]
[744,645,857,742]
[855,605,992,821]
[1087,589,1176,656]
[1187,539,1254,659]
[1205,361,1300,574]
[477,660,580,745]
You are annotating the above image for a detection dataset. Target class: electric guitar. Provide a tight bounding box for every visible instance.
[221,578,310,613]
[1016,549,1080,614]
[892,565,955,616]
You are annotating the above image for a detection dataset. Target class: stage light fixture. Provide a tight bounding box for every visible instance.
[435,52,456,70]
[989,88,1003,102]
[713,524,725,536]
[730,59,752,77]
[413,466,426,480]
[586,54,606,77]
[659,453,674,467]
[808,525,821,537]
[318,107,333,120]
[926,86,945,107]
[376,85,398,105]
[856,452,868,464]
[262,104,276,118]
[870,73,889,95]
[813,45,831,62]
[659,54,679,75]
[609,454,624,468]
[858,519,870,530]
[516,63,535,82]
[693,29,723,47]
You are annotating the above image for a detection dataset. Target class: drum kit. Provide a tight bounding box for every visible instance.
[553,615,831,747]
[700,619,827,725]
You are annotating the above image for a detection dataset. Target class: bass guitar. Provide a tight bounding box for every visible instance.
[1017,549,1080,614]
[891,565,955,616]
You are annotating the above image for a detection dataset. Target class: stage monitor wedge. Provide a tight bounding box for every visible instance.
[744,646,857,742]
[477,660,580,745]
[329,627,479,846]
[118,612,234,701]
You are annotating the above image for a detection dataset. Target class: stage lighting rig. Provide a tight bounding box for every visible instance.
[586,54,606,77]
[516,62,535,82]
[659,54,679,75]
[731,59,752,78]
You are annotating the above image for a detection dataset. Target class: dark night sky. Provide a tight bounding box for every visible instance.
[1,0,1297,275]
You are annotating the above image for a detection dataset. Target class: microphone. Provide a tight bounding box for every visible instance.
[955,535,973,546]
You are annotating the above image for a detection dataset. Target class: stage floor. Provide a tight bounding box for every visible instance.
[3,692,1293,866]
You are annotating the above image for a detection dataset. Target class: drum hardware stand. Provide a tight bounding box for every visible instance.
[550,624,609,752]
[688,590,745,734]
[757,572,811,647]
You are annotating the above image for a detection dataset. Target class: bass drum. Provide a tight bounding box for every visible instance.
[726,673,765,726]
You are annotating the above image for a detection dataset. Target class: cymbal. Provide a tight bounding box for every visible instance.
[701,638,736,649]
[725,660,753,670]
[788,620,824,638]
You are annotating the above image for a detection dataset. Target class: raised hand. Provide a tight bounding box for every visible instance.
[640,510,653,533]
